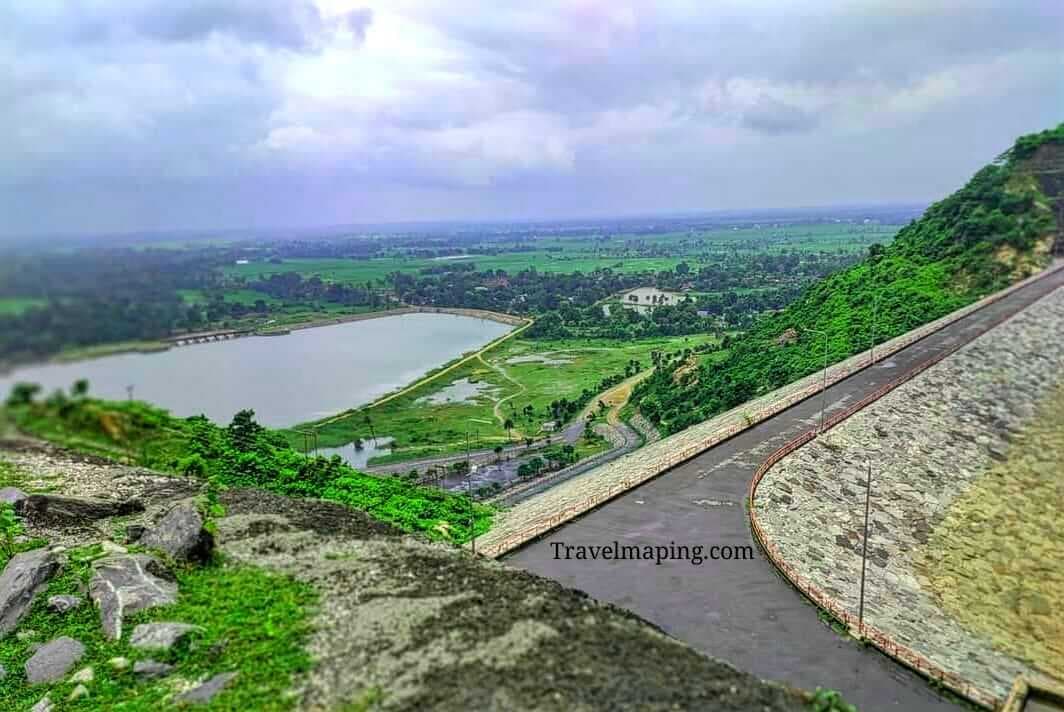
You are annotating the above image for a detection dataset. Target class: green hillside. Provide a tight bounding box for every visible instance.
[633,123,1064,433]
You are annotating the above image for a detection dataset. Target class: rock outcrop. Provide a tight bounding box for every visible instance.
[0,548,59,635]
[177,671,238,705]
[133,659,174,679]
[15,493,143,525]
[0,487,27,506]
[24,636,85,684]
[89,553,177,640]
[130,622,202,651]
[140,500,214,563]
[46,594,82,613]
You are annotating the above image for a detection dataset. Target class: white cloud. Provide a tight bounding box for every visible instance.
[0,0,1060,233]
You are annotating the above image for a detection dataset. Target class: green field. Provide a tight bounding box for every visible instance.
[220,224,898,290]
[177,288,283,306]
[223,254,695,284]
[0,297,47,316]
[295,333,719,464]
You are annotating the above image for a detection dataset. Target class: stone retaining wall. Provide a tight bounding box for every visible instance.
[751,279,1064,708]
[475,262,1064,558]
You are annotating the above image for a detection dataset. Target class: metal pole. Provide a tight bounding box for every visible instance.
[819,334,829,434]
[857,460,873,637]
[870,291,880,366]
[466,431,476,556]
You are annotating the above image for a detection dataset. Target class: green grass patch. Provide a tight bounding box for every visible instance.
[299,334,718,463]
[0,546,315,711]
[3,392,492,543]
[0,297,47,316]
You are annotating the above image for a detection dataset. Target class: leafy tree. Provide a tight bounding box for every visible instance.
[5,383,41,407]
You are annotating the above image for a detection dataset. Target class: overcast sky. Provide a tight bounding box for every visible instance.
[1,1,1061,236]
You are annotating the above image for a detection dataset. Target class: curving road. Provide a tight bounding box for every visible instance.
[506,266,1064,712]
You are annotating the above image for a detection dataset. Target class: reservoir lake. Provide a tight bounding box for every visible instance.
[0,312,512,428]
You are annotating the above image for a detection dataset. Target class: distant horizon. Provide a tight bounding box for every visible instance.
[1,200,928,244]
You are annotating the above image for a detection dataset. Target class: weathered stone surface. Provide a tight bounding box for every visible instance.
[68,684,89,701]
[0,662,6,680]
[47,594,82,613]
[140,501,213,564]
[30,696,52,712]
[0,548,59,635]
[133,659,174,679]
[177,672,238,704]
[107,656,130,671]
[15,494,143,524]
[130,622,202,651]
[100,540,128,555]
[25,636,85,684]
[89,554,177,640]
[755,286,1064,702]
[0,487,27,505]
[125,524,147,544]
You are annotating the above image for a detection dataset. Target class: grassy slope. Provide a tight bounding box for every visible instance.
[4,397,492,542]
[634,124,1063,434]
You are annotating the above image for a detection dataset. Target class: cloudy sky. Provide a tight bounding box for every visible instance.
[1,1,1061,236]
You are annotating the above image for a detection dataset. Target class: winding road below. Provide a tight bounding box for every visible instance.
[506,265,1064,712]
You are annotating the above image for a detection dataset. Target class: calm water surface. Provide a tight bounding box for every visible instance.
[0,313,511,427]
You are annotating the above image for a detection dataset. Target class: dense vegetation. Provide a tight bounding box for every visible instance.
[633,124,1063,433]
[3,383,491,542]
[0,213,901,367]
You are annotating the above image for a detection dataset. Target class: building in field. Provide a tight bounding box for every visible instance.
[618,287,684,314]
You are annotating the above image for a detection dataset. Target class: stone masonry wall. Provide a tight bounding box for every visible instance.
[754,284,1064,701]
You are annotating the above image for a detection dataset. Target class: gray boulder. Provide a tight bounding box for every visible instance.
[89,554,177,640]
[25,636,85,684]
[47,594,82,614]
[0,548,59,635]
[133,659,174,679]
[140,501,213,563]
[130,622,202,651]
[30,697,52,712]
[0,662,6,680]
[177,672,238,705]
[125,524,147,544]
[0,487,27,506]
[16,494,143,524]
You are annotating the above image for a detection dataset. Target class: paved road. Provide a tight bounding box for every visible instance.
[507,267,1064,712]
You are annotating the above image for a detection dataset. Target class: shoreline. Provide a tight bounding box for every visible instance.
[0,306,530,375]
[260,305,528,335]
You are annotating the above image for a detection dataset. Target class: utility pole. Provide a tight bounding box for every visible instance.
[857,460,873,638]
[126,384,135,402]
[465,430,476,557]
[869,290,880,366]
[806,328,830,434]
